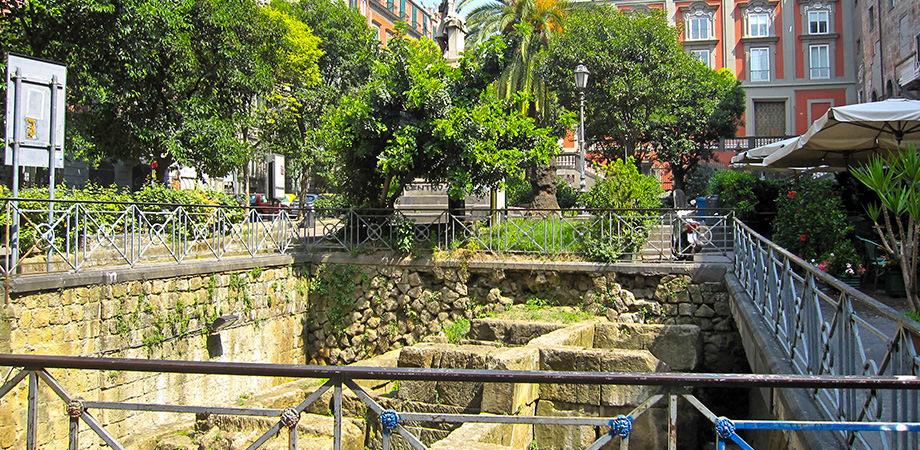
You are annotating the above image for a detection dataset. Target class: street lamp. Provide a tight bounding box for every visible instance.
[574,64,590,192]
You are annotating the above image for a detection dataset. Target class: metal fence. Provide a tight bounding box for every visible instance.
[0,198,735,277]
[733,218,920,450]
[1,354,919,450]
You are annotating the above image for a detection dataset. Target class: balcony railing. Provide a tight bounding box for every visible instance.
[733,218,920,449]
[0,354,919,450]
[715,136,795,152]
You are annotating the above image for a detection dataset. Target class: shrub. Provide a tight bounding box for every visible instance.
[707,170,757,217]
[772,178,851,261]
[555,178,579,209]
[818,240,864,278]
[581,158,663,211]
[579,158,663,262]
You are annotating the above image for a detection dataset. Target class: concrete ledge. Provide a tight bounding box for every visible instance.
[724,272,846,449]
[301,252,729,280]
[10,254,295,294]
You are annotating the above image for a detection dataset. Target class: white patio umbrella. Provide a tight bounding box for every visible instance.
[762,98,920,168]
[730,137,800,164]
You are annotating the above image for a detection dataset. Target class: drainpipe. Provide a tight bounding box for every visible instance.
[877,0,885,97]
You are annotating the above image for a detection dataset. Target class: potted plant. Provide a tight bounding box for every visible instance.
[818,240,865,288]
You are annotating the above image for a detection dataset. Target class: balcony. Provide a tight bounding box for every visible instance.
[899,59,920,91]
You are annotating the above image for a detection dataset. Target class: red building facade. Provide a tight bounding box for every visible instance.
[351,0,440,44]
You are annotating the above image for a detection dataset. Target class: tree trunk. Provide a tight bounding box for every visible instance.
[529,162,559,211]
[670,164,686,193]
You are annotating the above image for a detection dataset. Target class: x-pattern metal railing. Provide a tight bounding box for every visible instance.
[733,219,920,449]
[2,355,920,450]
[0,199,734,278]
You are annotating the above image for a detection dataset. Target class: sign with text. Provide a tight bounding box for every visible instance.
[4,53,66,168]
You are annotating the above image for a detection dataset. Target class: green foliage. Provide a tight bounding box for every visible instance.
[493,302,593,323]
[707,170,758,217]
[2,0,322,179]
[505,174,535,207]
[772,178,851,262]
[906,311,920,323]
[545,7,743,183]
[683,165,717,200]
[313,194,349,211]
[443,319,470,344]
[820,240,862,278]
[308,264,366,333]
[392,215,415,254]
[554,178,579,209]
[581,158,663,210]
[851,147,920,310]
[577,158,663,262]
[320,34,558,208]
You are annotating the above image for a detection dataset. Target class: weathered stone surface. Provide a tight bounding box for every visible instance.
[469,318,565,345]
[594,323,701,371]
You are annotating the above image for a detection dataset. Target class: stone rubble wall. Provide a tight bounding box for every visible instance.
[304,260,745,373]
[0,265,309,450]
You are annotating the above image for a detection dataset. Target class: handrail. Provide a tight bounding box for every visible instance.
[733,217,920,336]
[2,354,919,389]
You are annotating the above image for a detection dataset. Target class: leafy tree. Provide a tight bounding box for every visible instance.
[545,8,687,162]
[2,0,297,181]
[260,0,378,198]
[462,0,576,209]
[320,33,557,208]
[651,64,744,191]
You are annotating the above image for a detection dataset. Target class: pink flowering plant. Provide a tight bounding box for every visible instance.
[817,240,865,279]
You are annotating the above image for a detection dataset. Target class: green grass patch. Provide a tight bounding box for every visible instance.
[493,303,594,324]
[906,311,920,323]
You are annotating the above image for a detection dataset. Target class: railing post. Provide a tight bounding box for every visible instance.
[26,371,38,450]
[668,394,678,450]
[333,377,342,450]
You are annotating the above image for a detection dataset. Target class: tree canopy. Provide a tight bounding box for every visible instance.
[2,0,322,180]
[544,7,744,188]
[319,32,558,208]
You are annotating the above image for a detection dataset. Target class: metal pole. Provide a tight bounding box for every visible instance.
[26,371,38,449]
[46,75,59,272]
[333,378,343,450]
[578,90,586,193]
[10,68,22,272]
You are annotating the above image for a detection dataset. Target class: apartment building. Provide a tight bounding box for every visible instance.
[856,0,919,100]
[350,0,440,44]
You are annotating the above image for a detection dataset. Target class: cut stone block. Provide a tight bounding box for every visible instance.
[470,318,565,345]
[593,323,701,371]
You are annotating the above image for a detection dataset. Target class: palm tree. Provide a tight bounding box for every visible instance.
[461,0,574,209]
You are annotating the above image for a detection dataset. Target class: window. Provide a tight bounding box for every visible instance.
[809,44,831,79]
[807,10,829,34]
[750,47,770,81]
[423,16,428,35]
[690,49,712,67]
[899,17,911,57]
[412,5,417,27]
[748,12,770,37]
[400,0,406,16]
[868,6,875,31]
[386,0,394,11]
[686,15,712,40]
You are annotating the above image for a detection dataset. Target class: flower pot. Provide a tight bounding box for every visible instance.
[884,271,907,298]
[838,275,862,289]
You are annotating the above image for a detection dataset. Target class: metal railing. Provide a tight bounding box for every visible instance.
[733,218,920,449]
[1,354,919,450]
[715,136,794,152]
[0,199,735,277]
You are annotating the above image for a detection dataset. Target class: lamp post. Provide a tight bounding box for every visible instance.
[574,64,590,192]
